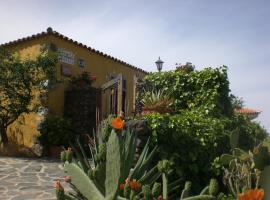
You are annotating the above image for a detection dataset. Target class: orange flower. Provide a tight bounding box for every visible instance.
[119,184,125,190]
[112,118,124,130]
[238,189,264,200]
[64,176,71,183]
[129,180,141,191]
[54,180,63,190]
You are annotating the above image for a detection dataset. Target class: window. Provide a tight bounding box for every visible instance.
[58,48,75,65]
[78,58,86,68]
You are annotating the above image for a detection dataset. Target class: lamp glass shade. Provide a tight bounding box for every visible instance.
[155,57,164,72]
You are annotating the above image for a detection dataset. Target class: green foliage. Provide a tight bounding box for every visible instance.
[218,137,266,198]
[259,165,270,200]
[142,185,151,200]
[61,148,73,163]
[105,130,121,198]
[151,182,162,197]
[141,89,173,110]
[100,115,114,142]
[181,181,192,199]
[0,47,57,145]
[209,179,219,196]
[139,67,268,196]
[138,66,232,117]
[179,179,219,200]
[230,94,244,109]
[227,114,268,150]
[58,119,161,200]
[64,163,104,200]
[56,187,65,200]
[38,116,73,147]
[145,111,230,189]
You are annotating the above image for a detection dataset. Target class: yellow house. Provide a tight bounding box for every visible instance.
[1,27,147,147]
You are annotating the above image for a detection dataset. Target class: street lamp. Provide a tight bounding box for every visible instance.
[155,57,164,72]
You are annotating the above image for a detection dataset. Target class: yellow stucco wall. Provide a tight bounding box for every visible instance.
[6,34,146,147]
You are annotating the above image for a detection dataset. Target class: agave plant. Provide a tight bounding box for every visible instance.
[141,89,174,114]
[56,117,162,200]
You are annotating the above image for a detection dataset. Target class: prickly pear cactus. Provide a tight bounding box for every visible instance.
[200,186,209,195]
[64,163,104,200]
[181,181,192,199]
[124,184,131,198]
[183,195,216,200]
[66,148,73,162]
[105,130,121,198]
[60,151,66,162]
[152,182,162,197]
[142,185,151,200]
[209,179,219,196]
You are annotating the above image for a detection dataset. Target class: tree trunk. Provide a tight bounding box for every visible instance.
[0,125,8,147]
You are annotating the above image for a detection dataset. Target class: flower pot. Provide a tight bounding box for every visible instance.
[49,146,62,158]
[141,107,174,116]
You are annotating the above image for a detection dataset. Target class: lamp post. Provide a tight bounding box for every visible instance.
[155,57,164,72]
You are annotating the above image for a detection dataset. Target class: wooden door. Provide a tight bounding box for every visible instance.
[101,74,125,118]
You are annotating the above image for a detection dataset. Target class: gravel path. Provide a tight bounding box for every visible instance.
[0,157,70,200]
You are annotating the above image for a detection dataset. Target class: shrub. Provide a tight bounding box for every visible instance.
[137,66,232,117]
[139,67,268,191]
[38,116,73,147]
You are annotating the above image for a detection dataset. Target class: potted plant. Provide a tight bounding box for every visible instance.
[141,89,174,115]
[38,116,73,157]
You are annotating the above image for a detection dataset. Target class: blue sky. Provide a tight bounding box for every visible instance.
[0,0,269,131]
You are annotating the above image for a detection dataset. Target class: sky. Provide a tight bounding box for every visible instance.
[0,0,269,131]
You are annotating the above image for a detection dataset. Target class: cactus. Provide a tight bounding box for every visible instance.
[162,173,168,200]
[60,151,67,162]
[95,143,106,162]
[209,179,219,196]
[180,181,192,199]
[129,190,136,200]
[200,186,209,195]
[66,148,73,162]
[183,195,216,200]
[152,182,162,197]
[253,145,270,170]
[157,159,171,200]
[59,118,159,200]
[123,184,130,198]
[105,130,121,198]
[64,162,104,200]
[179,179,219,200]
[157,160,171,174]
[142,185,151,200]
[55,189,65,200]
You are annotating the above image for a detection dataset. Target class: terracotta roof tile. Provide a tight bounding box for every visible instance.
[0,28,147,74]
[235,108,261,114]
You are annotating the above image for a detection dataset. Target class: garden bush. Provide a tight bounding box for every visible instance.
[137,66,232,117]
[38,116,74,148]
[138,66,268,191]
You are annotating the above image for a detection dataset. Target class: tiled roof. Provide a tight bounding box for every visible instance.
[235,108,261,114]
[0,27,147,74]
